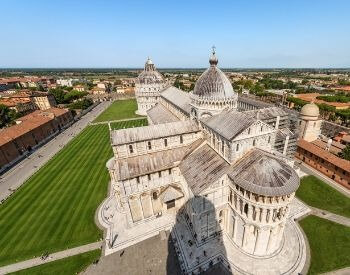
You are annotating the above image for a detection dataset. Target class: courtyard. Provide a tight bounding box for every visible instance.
[93,99,142,122]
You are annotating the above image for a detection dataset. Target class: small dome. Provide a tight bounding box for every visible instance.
[193,49,235,99]
[136,57,164,85]
[145,57,153,65]
[300,103,319,118]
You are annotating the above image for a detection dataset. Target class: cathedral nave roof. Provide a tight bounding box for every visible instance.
[115,146,190,181]
[201,110,256,141]
[160,86,191,115]
[146,103,180,125]
[179,143,230,195]
[111,120,199,146]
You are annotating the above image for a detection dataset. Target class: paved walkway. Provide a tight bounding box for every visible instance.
[0,242,102,275]
[0,101,111,203]
[90,116,146,125]
[322,267,350,275]
[311,207,350,227]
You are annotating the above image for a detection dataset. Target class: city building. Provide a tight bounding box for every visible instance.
[296,103,350,189]
[135,57,167,115]
[74,85,85,92]
[100,50,308,274]
[0,90,57,111]
[0,108,73,172]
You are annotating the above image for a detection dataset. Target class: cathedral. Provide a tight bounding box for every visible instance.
[102,49,310,274]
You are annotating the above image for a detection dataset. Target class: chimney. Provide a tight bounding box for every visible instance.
[325,138,332,151]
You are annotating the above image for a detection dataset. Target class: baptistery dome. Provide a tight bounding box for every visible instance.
[193,49,235,99]
[135,57,167,115]
[136,57,164,85]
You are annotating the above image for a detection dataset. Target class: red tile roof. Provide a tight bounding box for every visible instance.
[0,108,70,146]
[298,139,350,172]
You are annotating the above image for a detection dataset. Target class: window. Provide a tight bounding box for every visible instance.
[153,192,158,200]
[166,199,175,209]
[180,135,183,144]
[244,204,248,216]
[248,128,251,134]
[136,177,140,184]
[147,141,152,150]
[158,171,162,178]
[164,139,168,147]
[168,169,172,175]
[221,142,225,154]
[268,136,271,143]
[261,126,263,132]
[253,139,256,146]
[148,174,151,181]
[236,143,239,151]
[129,144,133,153]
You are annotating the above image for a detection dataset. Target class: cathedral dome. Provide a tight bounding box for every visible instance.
[300,103,319,119]
[193,49,235,99]
[137,57,164,84]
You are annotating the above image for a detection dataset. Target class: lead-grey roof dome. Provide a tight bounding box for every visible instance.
[193,50,235,99]
[137,57,164,84]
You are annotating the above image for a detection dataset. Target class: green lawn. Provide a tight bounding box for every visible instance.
[93,99,143,122]
[296,175,350,218]
[110,118,148,130]
[11,249,101,275]
[0,125,112,266]
[300,215,350,274]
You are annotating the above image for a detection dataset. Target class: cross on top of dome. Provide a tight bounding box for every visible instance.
[209,45,218,66]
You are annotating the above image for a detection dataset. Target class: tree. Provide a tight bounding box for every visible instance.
[0,104,17,128]
[63,90,88,103]
[49,88,66,104]
[338,145,350,161]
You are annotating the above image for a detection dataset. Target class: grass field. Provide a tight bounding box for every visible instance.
[93,99,142,122]
[300,215,350,274]
[296,175,350,218]
[11,250,101,275]
[110,118,148,130]
[0,125,112,266]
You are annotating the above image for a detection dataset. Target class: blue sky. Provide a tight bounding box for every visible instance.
[1,0,350,68]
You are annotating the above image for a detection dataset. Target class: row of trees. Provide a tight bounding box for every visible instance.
[49,88,87,105]
[317,93,350,103]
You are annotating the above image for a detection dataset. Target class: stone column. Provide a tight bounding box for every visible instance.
[248,205,253,220]
[242,224,249,248]
[253,227,262,254]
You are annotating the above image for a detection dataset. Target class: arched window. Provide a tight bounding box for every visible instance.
[147,141,152,150]
[261,125,263,132]
[248,128,251,135]
[152,192,158,200]
[219,210,223,217]
[253,139,256,146]
[244,204,248,216]
[164,138,168,147]
[129,144,134,153]
[268,136,271,143]
[236,143,239,151]
[180,135,183,144]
